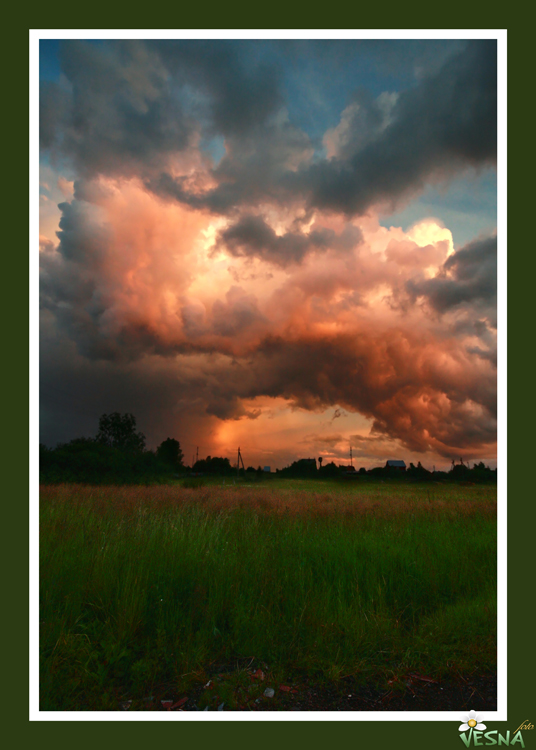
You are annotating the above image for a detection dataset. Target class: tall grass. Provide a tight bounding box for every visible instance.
[40,483,497,710]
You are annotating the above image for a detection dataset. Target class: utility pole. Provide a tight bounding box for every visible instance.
[349,443,353,468]
[196,446,199,464]
[237,447,245,479]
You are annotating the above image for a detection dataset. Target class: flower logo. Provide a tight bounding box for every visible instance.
[459,710,487,732]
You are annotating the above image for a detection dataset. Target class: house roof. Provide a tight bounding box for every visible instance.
[386,460,406,467]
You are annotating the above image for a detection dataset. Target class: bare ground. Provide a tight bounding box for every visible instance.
[119,666,497,713]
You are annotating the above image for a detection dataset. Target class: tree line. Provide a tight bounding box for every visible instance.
[40,412,496,485]
[277,457,496,483]
[40,412,186,484]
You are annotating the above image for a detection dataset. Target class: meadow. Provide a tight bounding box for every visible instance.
[39,480,497,711]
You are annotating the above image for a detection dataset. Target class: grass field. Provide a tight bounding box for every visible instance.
[39,480,497,711]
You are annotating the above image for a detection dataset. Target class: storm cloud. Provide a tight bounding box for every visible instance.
[39,38,498,467]
[406,235,497,316]
[40,176,497,459]
[41,39,496,220]
[217,213,362,266]
[297,41,497,216]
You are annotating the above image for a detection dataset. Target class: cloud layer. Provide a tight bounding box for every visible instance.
[42,40,496,218]
[39,39,497,466]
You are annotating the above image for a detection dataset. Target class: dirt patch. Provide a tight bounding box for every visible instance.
[129,667,496,713]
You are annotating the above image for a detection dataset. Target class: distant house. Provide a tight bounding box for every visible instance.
[263,466,271,473]
[385,460,406,471]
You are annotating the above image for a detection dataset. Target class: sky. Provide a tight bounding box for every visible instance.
[38,37,498,470]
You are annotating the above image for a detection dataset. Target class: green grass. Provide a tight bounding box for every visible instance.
[39,482,497,710]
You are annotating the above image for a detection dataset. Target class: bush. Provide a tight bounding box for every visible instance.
[40,439,171,485]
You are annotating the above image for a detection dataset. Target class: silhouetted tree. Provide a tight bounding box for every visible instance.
[96,412,145,452]
[39,436,167,484]
[280,458,317,477]
[318,460,339,477]
[450,458,470,480]
[193,456,233,475]
[156,438,184,469]
[407,461,432,481]
[471,462,496,482]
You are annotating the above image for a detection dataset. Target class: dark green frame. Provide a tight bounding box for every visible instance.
[16,14,532,750]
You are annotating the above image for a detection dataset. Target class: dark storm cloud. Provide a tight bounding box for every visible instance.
[41,39,496,220]
[189,331,497,457]
[40,40,194,177]
[205,394,261,421]
[149,40,496,218]
[40,322,497,457]
[302,340,493,456]
[39,198,133,361]
[39,328,217,449]
[146,113,313,214]
[216,214,362,266]
[40,39,284,179]
[406,235,497,316]
[39,80,71,150]
[276,39,465,82]
[211,287,267,337]
[293,40,497,215]
[41,318,496,456]
[39,195,186,363]
[148,40,284,138]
